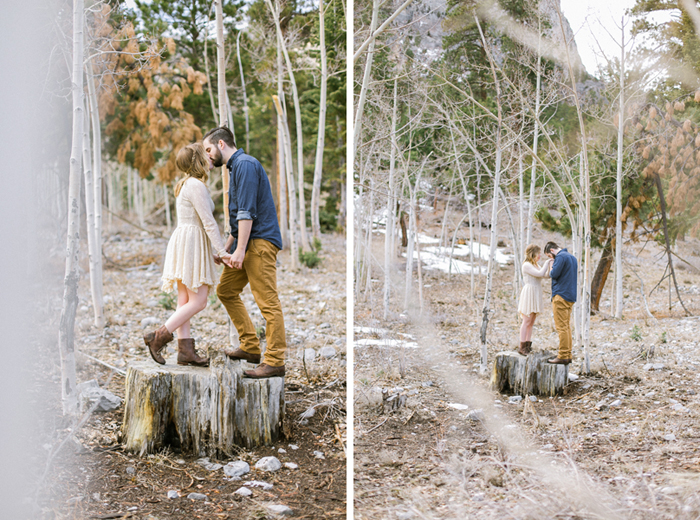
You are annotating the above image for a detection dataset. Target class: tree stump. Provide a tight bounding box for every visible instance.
[490,351,569,397]
[122,355,284,457]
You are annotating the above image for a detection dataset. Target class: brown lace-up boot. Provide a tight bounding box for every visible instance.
[518,342,529,356]
[525,341,532,354]
[143,325,172,365]
[177,338,210,367]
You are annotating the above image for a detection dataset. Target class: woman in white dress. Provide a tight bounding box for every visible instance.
[517,244,552,356]
[143,143,232,366]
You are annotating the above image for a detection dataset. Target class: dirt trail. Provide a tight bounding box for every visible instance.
[355,205,700,519]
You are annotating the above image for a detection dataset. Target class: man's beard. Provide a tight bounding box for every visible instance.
[212,146,224,167]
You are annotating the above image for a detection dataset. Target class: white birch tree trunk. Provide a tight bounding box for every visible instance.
[556,3,591,373]
[526,22,542,246]
[615,18,625,320]
[266,0,309,251]
[82,95,103,329]
[311,0,328,240]
[476,17,503,374]
[215,0,230,236]
[58,0,84,416]
[383,78,398,320]
[353,0,379,161]
[237,31,250,151]
[86,58,104,328]
[273,95,299,269]
[518,148,524,260]
[276,43,289,248]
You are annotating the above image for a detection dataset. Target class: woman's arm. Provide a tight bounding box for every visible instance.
[188,180,228,257]
[523,259,551,278]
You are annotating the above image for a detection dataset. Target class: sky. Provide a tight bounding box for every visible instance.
[560,0,645,76]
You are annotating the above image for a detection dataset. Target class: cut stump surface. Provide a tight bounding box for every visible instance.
[491,351,568,397]
[122,356,284,457]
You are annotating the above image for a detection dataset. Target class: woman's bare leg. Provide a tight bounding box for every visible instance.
[520,313,536,342]
[164,281,209,338]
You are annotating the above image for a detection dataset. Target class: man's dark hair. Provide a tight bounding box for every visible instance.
[203,126,236,148]
[544,241,559,255]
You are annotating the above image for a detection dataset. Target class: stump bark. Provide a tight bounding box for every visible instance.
[122,356,284,457]
[491,351,569,397]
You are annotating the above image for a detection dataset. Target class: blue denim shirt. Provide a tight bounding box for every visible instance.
[226,149,283,251]
[550,248,577,303]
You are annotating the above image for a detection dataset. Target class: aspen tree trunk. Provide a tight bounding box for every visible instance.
[476,17,503,374]
[277,122,289,247]
[449,125,475,299]
[215,0,230,236]
[615,18,625,319]
[266,0,309,251]
[526,21,542,246]
[272,95,299,269]
[58,0,84,416]
[404,190,415,311]
[518,148,524,262]
[204,5,218,123]
[237,31,250,151]
[82,99,103,329]
[353,0,379,160]
[556,3,590,373]
[311,0,328,240]
[383,78,398,320]
[86,59,104,328]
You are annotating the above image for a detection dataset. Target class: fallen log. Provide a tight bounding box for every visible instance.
[491,351,568,397]
[122,355,284,457]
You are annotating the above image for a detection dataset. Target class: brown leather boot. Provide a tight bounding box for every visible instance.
[547,357,571,365]
[144,325,172,365]
[525,341,532,354]
[243,363,285,378]
[518,342,529,356]
[177,338,210,367]
[224,347,261,364]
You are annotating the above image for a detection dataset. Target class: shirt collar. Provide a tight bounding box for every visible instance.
[226,148,245,171]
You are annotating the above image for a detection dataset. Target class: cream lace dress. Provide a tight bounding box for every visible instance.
[517,260,551,316]
[161,178,227,295]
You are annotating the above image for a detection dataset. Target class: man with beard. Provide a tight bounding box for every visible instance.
[202,126,286,378]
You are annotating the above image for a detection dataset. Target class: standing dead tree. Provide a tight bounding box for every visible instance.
[58,0,85,416]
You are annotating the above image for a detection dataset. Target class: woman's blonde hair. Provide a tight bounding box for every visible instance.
[524,244,541,266]
[174,143,209,197]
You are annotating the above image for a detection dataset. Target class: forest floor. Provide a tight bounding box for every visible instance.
[354,198,700,520]
[37,223,346,520]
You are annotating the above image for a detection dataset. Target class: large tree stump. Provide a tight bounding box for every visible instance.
[491,351,569,397]
[122,355,284,457]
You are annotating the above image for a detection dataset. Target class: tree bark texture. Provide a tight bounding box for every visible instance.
[491,351,569,397]
[122,358,285,457]
[590,239,613,312]
[311,0,327,239]
[58,0,84,416]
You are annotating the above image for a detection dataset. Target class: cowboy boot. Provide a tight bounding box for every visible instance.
[177,338,210,367]
[143,325,172,365]
[518,342,529,356]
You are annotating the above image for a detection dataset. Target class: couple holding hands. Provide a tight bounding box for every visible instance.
[517,241,578,365]
[142,126,286,379]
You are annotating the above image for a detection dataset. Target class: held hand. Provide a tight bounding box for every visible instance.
[213,253,222,265]
[231,249,245,270]
[221,253,234,269]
